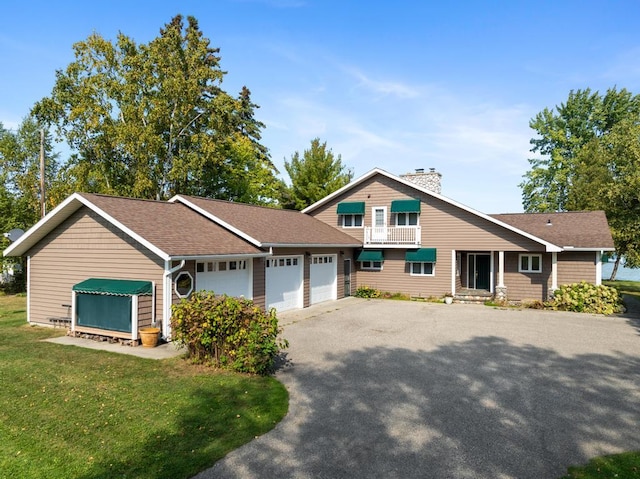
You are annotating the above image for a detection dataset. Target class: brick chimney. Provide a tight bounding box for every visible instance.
[400,168,442,194]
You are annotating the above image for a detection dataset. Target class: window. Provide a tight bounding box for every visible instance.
[396,212,419,226]
[519,254,542,273]
[196,262,205,273]
[342,214,363,228]
[174,271,194,298]
[410,262,435,276]
[360,260,383,271]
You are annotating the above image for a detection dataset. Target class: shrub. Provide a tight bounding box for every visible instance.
[354,285,382,298]
[548,282,623,315]
[170,292,288,375]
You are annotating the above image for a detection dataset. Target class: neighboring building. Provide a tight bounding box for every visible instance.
[2,167,615,342]
[303,168,614,303]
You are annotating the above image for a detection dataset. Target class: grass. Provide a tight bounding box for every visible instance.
[0,295,288,479]
[604,279,640,299]
[560,452,640,478]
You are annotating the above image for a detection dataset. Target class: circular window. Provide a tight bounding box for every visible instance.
[174,271,194,298]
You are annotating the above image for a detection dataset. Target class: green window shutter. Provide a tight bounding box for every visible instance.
[337,202,365,214]
[405,248,437,262]
[391,199,421,213]
[357,250,384,262]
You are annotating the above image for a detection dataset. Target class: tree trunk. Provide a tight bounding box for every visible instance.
[609,255,621,281]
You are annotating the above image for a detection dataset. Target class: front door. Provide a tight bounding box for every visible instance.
[372,207,387,241]
[344,259,351,297]
[468,254,491,290]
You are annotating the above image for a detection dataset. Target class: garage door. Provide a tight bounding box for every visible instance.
[196,259,252,298]
[266,256,303,312]
[310,254,337,304]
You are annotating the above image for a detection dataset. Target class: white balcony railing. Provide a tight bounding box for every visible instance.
[364,226,421,245]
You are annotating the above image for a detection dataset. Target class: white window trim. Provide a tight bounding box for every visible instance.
[174,271,194,298]
[518,253,542,273]
[341,214,364,228]
[409,262,435,276]
[360,260,383,271]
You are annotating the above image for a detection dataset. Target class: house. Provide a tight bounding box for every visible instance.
[303,168,614,303]
[2,167,614,342]
[2,193,359,341]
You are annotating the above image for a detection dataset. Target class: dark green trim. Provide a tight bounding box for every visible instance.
[73,278,153,296]
[391,199,421,213]
[357,250,384,262]
[337,201,365,214]
[405,248,437,263]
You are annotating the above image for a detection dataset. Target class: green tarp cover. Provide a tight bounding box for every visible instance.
[72,278,152,296]
[391,199,421,213]
[405,248,437,262]
[76,294,132,332]
[337,201,365,214]
[357,250,384,262]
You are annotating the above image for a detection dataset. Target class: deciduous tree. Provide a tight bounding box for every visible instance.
[33,15,280,204]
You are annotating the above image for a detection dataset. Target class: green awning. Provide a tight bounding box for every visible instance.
[73,278,153,296]
[391,199,421,213]
[357,250,384,262]
[405,248,437,263]
[337,201,365,214]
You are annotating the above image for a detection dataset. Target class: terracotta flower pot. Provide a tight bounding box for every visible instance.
[139,327,160,348]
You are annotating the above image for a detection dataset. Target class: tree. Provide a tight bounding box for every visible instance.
[33,15,280,204]
[281,138,353,210]
[520,87,640,212]
[520,88,640,279]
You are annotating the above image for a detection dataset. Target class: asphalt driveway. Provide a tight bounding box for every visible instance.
[195,298,640,479]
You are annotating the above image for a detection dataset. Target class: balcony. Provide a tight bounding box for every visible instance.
[364,226,421,246]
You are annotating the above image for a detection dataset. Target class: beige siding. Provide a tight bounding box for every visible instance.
[503,252,553,301]
[252,257,266,309]
[557,251,597,286]
[356,249,452,298]
[27,207,165,328]
[309,173,549,298]
[138,295,153,328]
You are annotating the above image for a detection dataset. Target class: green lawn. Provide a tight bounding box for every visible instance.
[604,279,640,298]
[0,294,288,479]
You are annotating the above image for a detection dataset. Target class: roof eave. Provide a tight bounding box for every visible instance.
[262,243,362,248]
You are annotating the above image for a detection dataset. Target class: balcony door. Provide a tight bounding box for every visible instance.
[372,207,387,240]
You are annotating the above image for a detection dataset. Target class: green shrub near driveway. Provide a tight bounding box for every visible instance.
[171,292,288,375]
[547,281,623,315]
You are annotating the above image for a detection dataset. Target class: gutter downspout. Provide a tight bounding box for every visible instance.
[163,259,185,340]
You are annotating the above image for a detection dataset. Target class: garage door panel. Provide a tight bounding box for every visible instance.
[266,256,303,312]
[196,260,252,299]
[310,255,337,305]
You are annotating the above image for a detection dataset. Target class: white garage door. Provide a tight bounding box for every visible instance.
[196,259,252,298]
[310,254,337,305]
[266,256,303,312]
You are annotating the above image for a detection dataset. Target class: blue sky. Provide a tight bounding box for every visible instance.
[2,0,640,213]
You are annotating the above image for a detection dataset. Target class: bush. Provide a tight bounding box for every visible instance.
[548,282,623,315]
[354,285,382,298]
[170,292,288,375]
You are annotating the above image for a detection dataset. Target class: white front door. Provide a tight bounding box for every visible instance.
[310,254,337,304]
[372,207,387,240]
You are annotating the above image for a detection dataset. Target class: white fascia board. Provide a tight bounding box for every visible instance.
[168,195,263,248]
[262,243,362,248]
[171,253,271,261]
[3,193,83,257]
[562,246,616,252]
[303,167,563,253]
